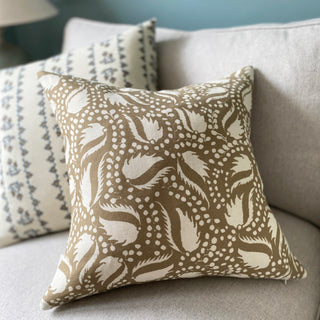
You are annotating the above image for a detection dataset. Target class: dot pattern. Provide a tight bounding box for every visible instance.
[40,66,306,309]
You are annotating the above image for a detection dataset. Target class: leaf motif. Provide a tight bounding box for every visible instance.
[81,136,107,165]
[79,242,99,284]
[176,208,200,253]
[177,160,209,206]
[124,115,149,144]
[238,250,271,270]
[100,204,141,222]
[186,109,207,133]
[66,85,89,114]
[225,189,254,228]
[80,162,92,211]
[238,235,272,269]
[221,106,234,129]
[134,265,173,283]
[227,116,243,139]
[222,106,244,140]
[132,167,172,190]
[96,256,127,289]
[122,154,163,180]
[124,115,163,143]
[267,212,280,242]
[176,109,207,133]
[205,86,229,103]
[267,211,283,256]
[73,233,94,267]
[122,152,172,189]
[158,202,200,254]
[230,155,253,193]
[99,220,139,246]
[104,92,129,106]
[181,151,209,180]
[49,255,71,294]
[92,153,106,206]
[132,254,172,272]
[239,235,272,251]
[225,195,243,227]
[242,190,254,228]
[50,267,67,294]
[132,253,173,283]
[99,204,141,246]
[80,123,105,148]
[79,124,107,165]
[231,155,251,173]
[158,202,181,252]
[139,117,163,141]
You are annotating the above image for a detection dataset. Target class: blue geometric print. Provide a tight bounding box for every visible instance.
[15,66,49,234]
[39,61,70,219]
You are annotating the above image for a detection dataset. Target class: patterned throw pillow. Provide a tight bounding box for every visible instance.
[38,67,306,310]
[0,20,157,247]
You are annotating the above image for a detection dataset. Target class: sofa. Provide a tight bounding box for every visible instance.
[0,17,319,320]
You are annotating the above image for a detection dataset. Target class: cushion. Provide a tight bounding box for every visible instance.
[0,19,157,247]
[62,17,320,227]
[38,67,305,309]
[0,207,318,320]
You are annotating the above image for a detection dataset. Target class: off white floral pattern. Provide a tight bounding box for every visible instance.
[39,67,306,310]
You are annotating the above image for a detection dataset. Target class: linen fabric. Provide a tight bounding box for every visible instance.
[0,19,157,247]
[0,208,318,320]
[39,67,306,309]
[62,17,320,227]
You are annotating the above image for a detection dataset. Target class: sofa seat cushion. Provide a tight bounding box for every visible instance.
[0,207,319,319]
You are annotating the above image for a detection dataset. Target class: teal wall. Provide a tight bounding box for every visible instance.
[7,0,320,61]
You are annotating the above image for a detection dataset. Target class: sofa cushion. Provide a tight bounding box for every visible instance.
[0,207,318,319]
[62,18,320,227]
[39,67,307,308]
[0,19,157,247]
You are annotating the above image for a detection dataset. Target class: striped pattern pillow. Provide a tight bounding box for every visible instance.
[0,19,157,247]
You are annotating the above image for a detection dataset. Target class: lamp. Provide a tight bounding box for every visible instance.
[0,0,58,68]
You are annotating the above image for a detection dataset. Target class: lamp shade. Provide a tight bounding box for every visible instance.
[0,0,58,27]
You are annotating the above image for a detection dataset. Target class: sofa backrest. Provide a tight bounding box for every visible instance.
[62,18,320,227]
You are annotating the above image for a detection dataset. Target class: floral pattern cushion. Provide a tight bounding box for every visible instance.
[38,66,306,309]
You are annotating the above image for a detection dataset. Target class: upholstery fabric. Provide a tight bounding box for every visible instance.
[62,17,320,227]
[0,208,318,319]
[0,19,157,247]
[39,68,305,309]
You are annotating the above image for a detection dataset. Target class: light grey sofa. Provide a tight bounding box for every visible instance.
[1,18,319,320]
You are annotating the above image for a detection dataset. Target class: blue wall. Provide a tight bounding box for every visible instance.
[7,0,320,61]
